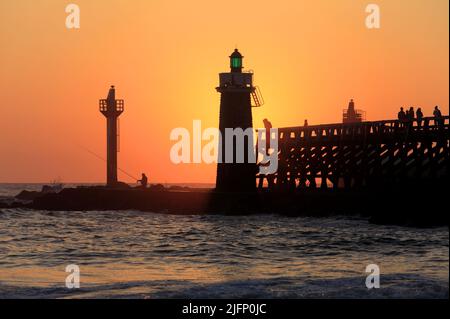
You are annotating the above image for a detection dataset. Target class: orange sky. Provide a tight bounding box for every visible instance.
[0,0,448,183]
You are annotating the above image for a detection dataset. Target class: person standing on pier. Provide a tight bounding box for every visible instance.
[263,118,272,148]
[416,108,424,128]
[408,107,415,121]
[433,106,443,127]
[260,119,275,189]
[406,107,415,129]
[398,107,406,128]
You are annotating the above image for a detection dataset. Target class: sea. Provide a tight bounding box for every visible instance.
[0,184,448,299]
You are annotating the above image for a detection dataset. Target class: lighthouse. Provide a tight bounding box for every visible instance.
[216,49,263,192]
[99,86,124,187]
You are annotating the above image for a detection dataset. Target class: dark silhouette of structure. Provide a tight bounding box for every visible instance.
[343,99,365,123]
[20,78,448,227]
[215,49,263,192]
[99,86,124,187]
[257,116,449,190]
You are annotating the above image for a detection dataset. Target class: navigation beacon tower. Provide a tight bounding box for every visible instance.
[216,49,264,192]
[343,99,366,123]
[99,86,124,187]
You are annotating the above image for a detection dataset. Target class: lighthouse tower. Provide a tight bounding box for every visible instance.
[99,86,124,187]
[216,49,262,192]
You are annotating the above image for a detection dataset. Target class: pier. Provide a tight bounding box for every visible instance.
[259,116,449,190]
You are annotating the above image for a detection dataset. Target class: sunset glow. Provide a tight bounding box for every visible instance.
[0,0,448,183]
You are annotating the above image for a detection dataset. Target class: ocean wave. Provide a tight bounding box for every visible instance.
[0,274,447,299]
[0,209,448,299]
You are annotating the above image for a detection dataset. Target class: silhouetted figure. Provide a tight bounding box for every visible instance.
[433,106,443,127]
[258,119,275,189]
[263,118,272,150]
[416,108,423,128]
[398,107,406,128]
[408,107,415,121]
[304,119,309,127]
[398,107,406,120]
[137,173,148,188]
[406,107,415,129]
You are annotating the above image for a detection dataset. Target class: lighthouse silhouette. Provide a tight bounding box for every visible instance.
[99,86,124,187]
[216,49,263,192]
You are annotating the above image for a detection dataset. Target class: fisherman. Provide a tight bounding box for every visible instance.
[304,119,309,127]
[137,173,148,188]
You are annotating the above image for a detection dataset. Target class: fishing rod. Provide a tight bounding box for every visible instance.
[76,144,139,182]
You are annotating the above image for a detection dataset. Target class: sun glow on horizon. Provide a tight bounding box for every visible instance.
[0,0,448,183]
